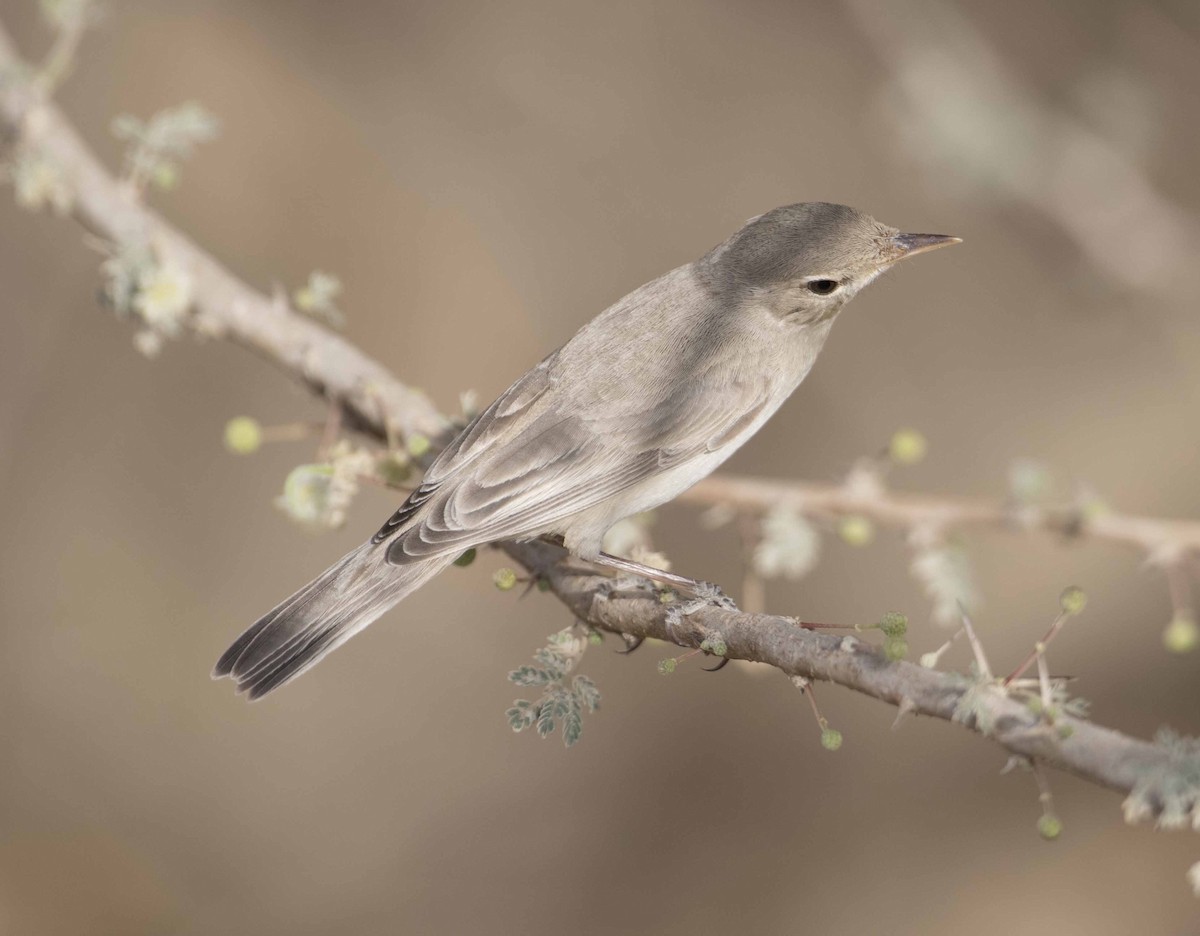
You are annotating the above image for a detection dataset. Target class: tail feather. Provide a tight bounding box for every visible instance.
[213,541,449,700]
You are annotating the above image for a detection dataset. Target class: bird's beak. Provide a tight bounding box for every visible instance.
[885,232,962,263]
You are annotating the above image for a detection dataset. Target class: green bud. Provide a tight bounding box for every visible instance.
[492,568,517,591]
[537,578,551,592]
[1037,814,1063,841]
[1163,613,1199,654]
[406,434,431,458]
[377,452,411,487]
[878,611,908,638]
[223,416,262,454]
[588,631,603,645]
[453,548,476,568]
[919,651,940,669]
[883,636,908,662]
[700,636,727,657]
[820,727,843,751]
[1057,723,1075,740]
[152,161,180,190]
[1059,586,1087,616]
[1079,496,1110,522]
[657,658,677,675]
[889,428,927,465]
[838,515,874,547]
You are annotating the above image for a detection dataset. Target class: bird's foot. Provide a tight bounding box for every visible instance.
[663,584,739,642]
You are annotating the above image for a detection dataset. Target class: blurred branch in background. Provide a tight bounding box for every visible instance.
[2,6,1198,893]
[843,0,1200,303]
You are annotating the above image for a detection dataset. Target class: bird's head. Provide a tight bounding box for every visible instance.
[700,202,960,325]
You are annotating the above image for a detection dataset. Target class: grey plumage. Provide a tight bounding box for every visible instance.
[214,202,958,699]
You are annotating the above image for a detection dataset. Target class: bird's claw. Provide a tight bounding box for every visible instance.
[691,580,738,611]
[617,634,645,655]
[703,655,731,672]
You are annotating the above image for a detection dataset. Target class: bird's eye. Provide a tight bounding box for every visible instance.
[807,279,840,296]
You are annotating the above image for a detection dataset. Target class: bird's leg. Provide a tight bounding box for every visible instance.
[587,551,714,596]
[586,552,739,654]
[536,536,737,655]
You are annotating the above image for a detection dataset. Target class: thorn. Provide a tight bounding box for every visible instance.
[957,601,993,680]
[891,695,917,730]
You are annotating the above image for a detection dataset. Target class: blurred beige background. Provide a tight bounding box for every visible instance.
[2,0,1200,933]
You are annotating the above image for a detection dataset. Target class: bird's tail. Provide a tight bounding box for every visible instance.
[213,542,450,699]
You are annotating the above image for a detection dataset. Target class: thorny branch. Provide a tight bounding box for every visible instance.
[0,17,1194,824]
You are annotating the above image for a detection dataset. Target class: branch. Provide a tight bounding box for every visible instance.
[0,23,446,446]
[0,17,1187,810]
[680,475,1200,560]
[514,540,1172,796]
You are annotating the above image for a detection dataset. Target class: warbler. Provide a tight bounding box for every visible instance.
[215,202,958,698]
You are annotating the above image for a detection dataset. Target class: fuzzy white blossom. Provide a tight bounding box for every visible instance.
[1188,861,1200,898]
[277,442,377,531]
[326,444,376,528]
[112,102,219,191]
[1008,458,1052,503]
[276,464,336,529]
[132,329,164,358]
[133,262,193,333]
[11,152,73,214]
[602,513,656,560]
[293,270,344,327]
[910,535,979,626]
[753,506,820,580]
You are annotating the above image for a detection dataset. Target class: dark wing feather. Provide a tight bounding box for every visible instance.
[376,355,773,563]
[371,358,555,545]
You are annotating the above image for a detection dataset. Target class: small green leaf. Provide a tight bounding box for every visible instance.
[562,700,583,748]
[573,675,601,713]
[506,702,535,732]
[508,666,551,687]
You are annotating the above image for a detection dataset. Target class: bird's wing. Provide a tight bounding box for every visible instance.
[374,358,771,562]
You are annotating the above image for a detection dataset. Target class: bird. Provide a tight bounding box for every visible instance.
[213,202,959,699]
